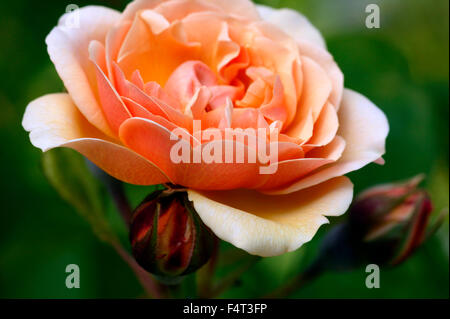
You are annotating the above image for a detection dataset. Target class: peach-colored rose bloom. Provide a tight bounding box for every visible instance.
[23,0,388,256]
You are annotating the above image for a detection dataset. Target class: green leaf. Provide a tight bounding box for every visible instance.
[41,148,115,243]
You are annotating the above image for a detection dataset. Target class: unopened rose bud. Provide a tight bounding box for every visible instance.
[315,175,446,272]
[130,190,215,278]
[349,175,425,233]
[349,175,436,265]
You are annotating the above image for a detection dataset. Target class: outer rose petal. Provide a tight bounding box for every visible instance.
[122,0,260,21]
[22,93,170,185]
[206,0,260,19]
[119,117,267,190]
[46,6,121,137]
[256,4,326,49]
[268,89,389,194]
[188,176,353,256]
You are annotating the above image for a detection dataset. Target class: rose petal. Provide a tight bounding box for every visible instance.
[256,136,346,190]
[121,97,178,132]
[209,0,260,20]
[269,136,346,189]
[256,4,326,49]
[259,76,288,124]
[117,14,200,86]
[122,0,260,21]
[105,21,132,84]
[122,0,164,20]
[298,40,344,108]
[248,29,300,127]
[285,57,332,142]
[22,93,170,185]
[181,13,242,78]
[299,56,332,121]
[119,117,269,190]
[304,102,339,148]
[153,0,223,22]
[164,61,217,107]
[46,6,121,137]
[268,89,389,194]
[111,62,193,131]
[91,53,131,135]
[188,176,353,256]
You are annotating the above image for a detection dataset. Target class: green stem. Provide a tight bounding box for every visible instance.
[88,162,165,298]
[111,241,164,298]
[197,237,220,298]
[86,161,132,226]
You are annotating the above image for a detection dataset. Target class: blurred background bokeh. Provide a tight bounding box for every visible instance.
[0,0,448,298]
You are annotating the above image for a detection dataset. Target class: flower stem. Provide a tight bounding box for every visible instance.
[106,183,165,298]
[196,237,220,298]
[106,177,132,227]
[87,161,165,298]
[86,160,132,225]
[111,241,164,298]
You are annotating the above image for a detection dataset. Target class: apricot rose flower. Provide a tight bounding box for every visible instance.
[22,0,388,256]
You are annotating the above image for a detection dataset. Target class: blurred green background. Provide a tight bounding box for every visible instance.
[0,0,448,298]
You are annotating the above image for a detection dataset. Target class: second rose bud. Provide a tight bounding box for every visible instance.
[130,189,215,279]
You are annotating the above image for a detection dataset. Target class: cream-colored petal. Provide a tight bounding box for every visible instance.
[256,4,326,49]
[122,0,260,21]
[22,94,107,150]
[268,89,389,194]
[46,6,121,137]
[207,0,260,19]
[188,176,353,256]
[122,0,165,21]
[298,40,344,108]
[22,93,170,185]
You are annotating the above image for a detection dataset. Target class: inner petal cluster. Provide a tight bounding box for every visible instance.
[91,7,305,139]
[81,1,347,191]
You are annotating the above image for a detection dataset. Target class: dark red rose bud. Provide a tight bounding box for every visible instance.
[315,175,446,272]
[130,190,215,277]
[349,175,425,234]
[349,175,436,265]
